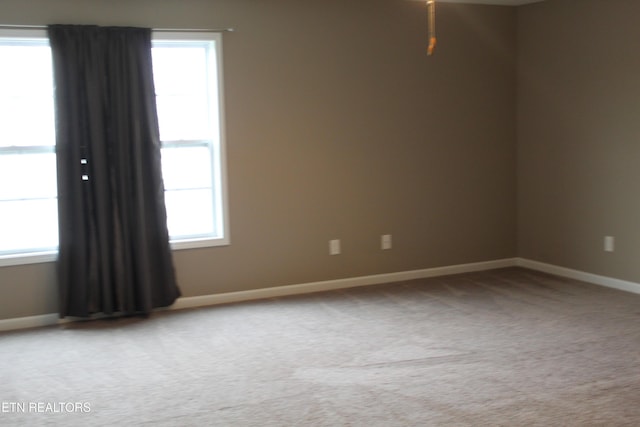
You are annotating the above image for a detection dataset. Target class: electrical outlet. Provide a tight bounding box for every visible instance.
[604,236,614,252]
[381,234,392,250]
[329,239,341,255]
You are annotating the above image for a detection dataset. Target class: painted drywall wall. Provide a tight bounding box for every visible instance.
[0,0,517,319]
[517,0,640,283]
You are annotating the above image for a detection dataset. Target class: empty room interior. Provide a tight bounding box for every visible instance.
[1,0,640,425]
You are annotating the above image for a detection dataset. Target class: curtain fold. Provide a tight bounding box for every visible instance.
[49,25,180,318]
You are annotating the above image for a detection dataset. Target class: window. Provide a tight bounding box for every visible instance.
[152,32,229,249]
[0,29,229,266]
[0,30,58,265]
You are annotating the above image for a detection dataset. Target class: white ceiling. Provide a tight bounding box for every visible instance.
[440,0,544,5]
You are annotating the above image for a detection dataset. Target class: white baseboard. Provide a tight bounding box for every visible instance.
[4,257,638,333]
[173,258,518,310]
[0,258,516,333]
[0,313,62,333]
[516,258,640,295]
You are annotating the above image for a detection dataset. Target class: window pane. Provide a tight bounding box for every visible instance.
[0,45,53,96]
[161,145,212,190]
[0,199,58,253]
[0,152,57,200]
[156,94,211,141]
[0,95,55,147]
[164,189,214,237]
[152,46,208,96]
[0,44,55,148]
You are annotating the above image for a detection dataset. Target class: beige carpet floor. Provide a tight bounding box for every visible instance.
[1,267,640,426]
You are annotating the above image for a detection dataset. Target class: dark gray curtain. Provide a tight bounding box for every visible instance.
[49,25,180,318]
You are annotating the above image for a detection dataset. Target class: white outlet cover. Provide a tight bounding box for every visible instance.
[604,236,615,252]
[329,239,341,255]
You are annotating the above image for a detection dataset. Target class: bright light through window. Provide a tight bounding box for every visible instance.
[0,35,58,258]
[152,32,228,248]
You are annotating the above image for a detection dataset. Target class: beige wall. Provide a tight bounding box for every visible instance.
[517,0,640,283]
[0,0,517,319]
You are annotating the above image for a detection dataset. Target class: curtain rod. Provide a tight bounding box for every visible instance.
[155,28,235,33]
[0,24,235,32]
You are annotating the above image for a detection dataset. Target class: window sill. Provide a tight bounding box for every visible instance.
[170,236,229,251]
[0,237,229,267]
[0,251,58,267]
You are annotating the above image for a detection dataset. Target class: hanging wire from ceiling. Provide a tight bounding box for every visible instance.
[427,0,436,55]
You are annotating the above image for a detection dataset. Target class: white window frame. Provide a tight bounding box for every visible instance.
[0,29,229,267]
[152,31,230,250]
[0,29,58,267]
